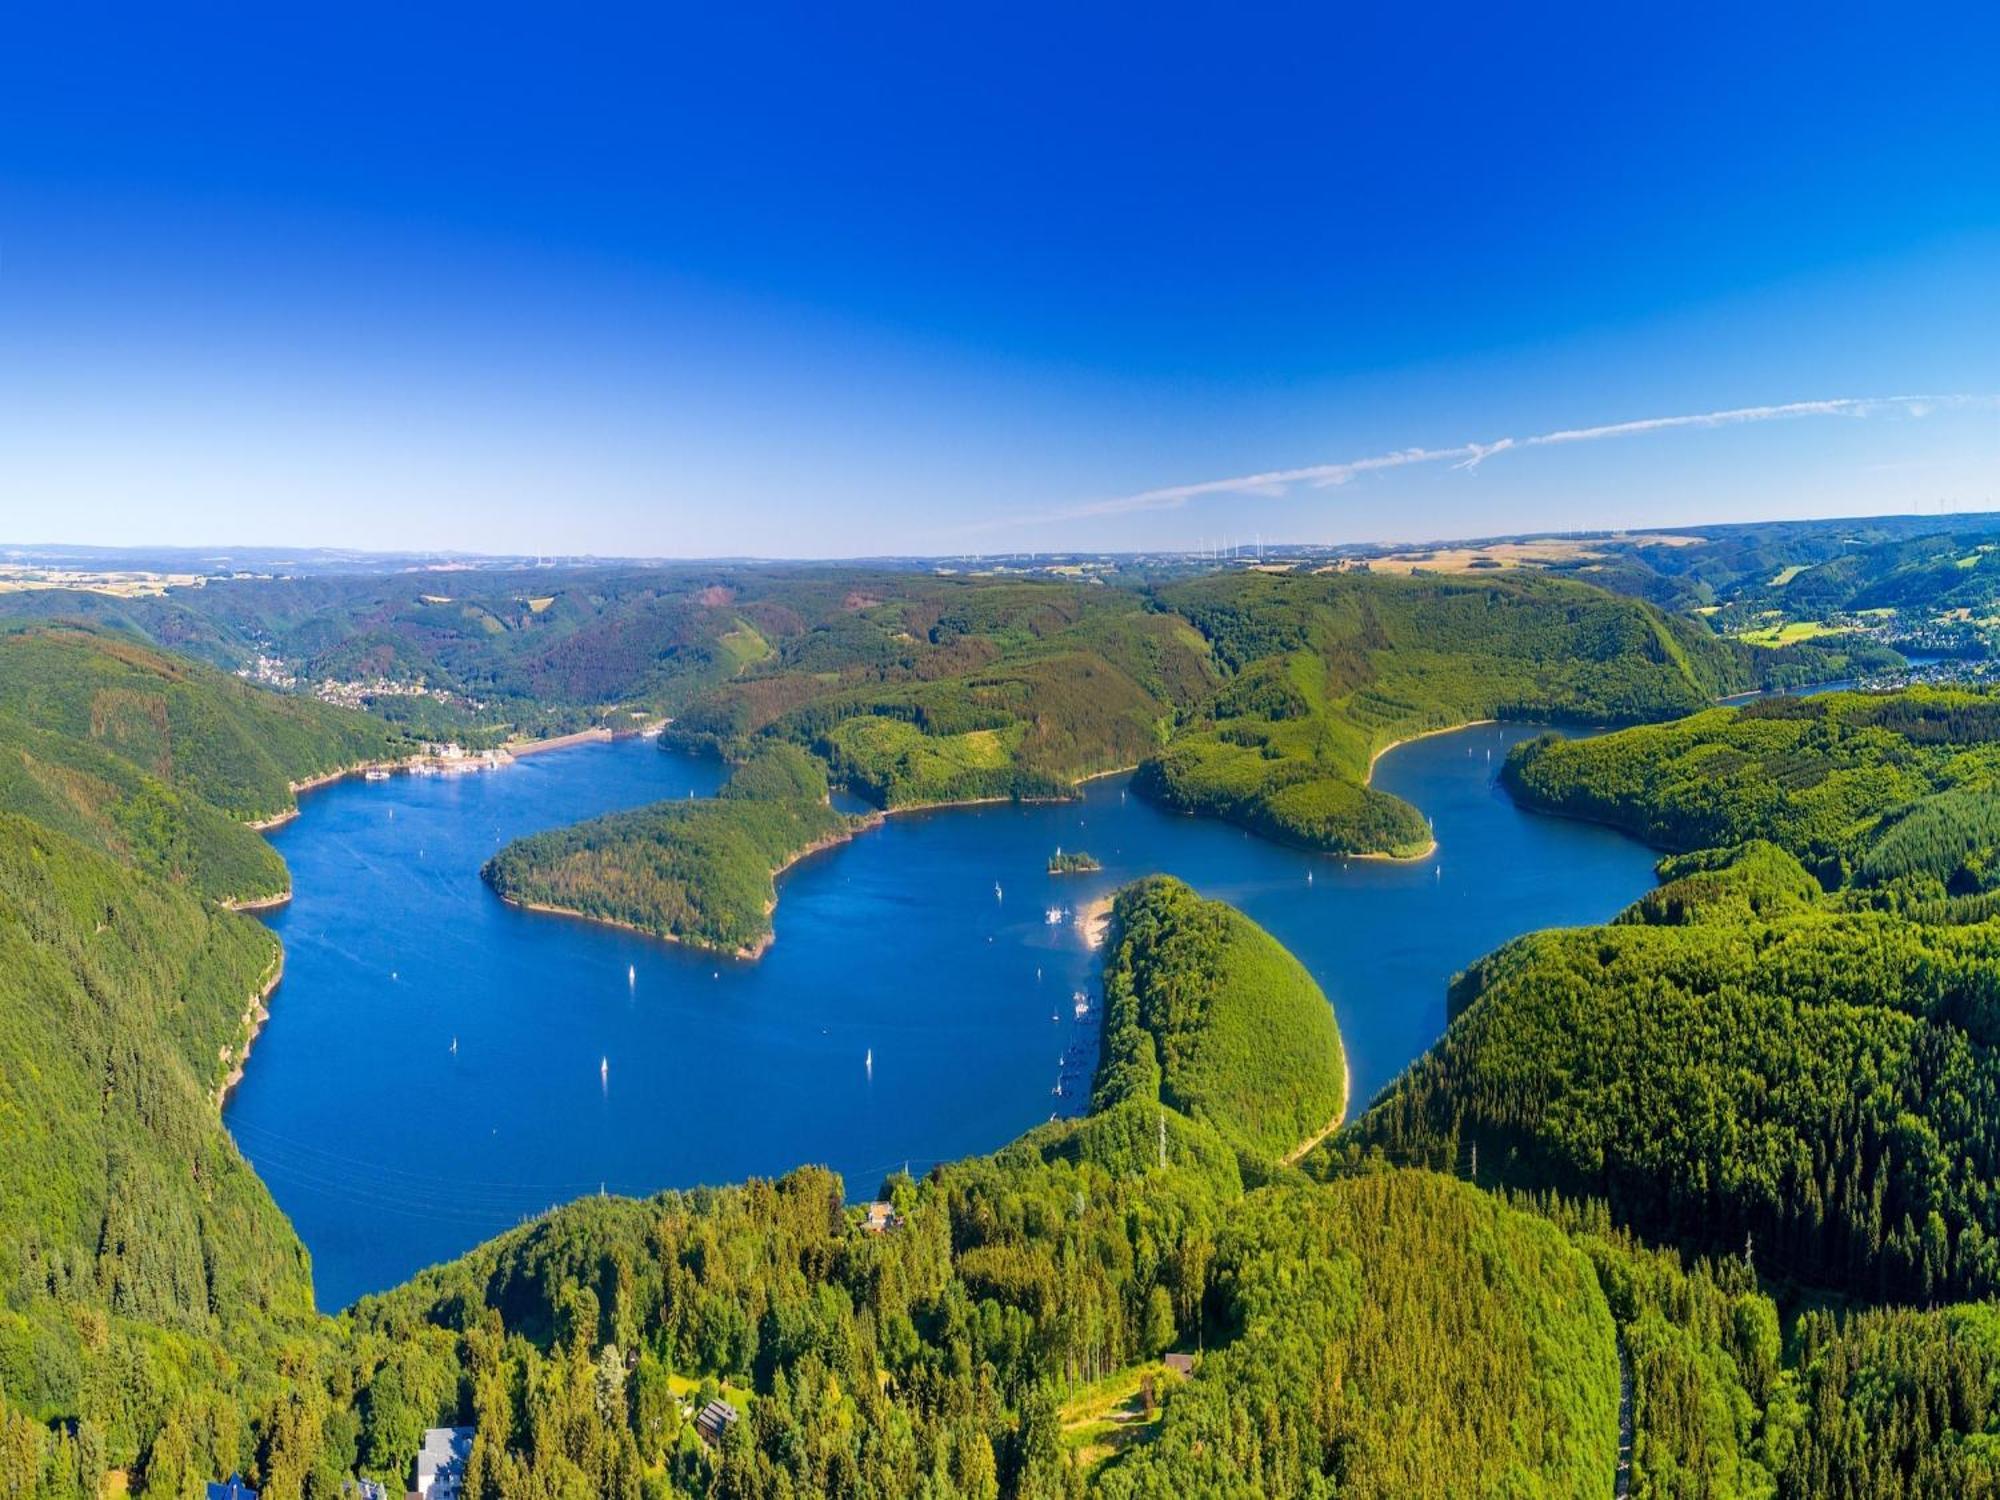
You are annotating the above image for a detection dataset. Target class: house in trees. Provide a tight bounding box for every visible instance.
[414,1427,475,1499]
[207,1479,258,1500]
[695,1399,741,1448]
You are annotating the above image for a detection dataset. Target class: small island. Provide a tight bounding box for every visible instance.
[1047,847,1102,874]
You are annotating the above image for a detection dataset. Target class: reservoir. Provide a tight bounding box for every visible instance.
[227,723,1658,1308]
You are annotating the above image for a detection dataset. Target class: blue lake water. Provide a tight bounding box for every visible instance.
[227,724,1659,1309]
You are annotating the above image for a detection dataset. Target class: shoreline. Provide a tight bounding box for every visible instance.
[1365,718,1498,781]
[240,717,669,830]
[865,762,1141,823]
[217,951,284,1107]
[494,808,888,961]
[1079,893,1115,950]
[1282,1048,1351,1166]
[1344,718,1500,864]
[222,887,293,913]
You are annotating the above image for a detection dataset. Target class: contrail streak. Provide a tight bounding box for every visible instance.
[974,393,1989,532]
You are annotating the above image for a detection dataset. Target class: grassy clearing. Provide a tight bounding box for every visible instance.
[1736,618,1837,646]
[1059,1360,1182,1475]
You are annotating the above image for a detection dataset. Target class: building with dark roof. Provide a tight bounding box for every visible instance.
[694,1398,740,1448]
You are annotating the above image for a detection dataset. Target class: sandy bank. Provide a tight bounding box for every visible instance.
[1281,1047,1351,1165]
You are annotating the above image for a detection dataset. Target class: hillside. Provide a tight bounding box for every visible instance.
[0,815,319,1472]
[0,622,403,904]
[1093,876,1346,1164]
[482,743,861,956]
[665,576,1220,805]
[1504,685,2000,887]
[1346,693,2000,1305]
[1132,570,1739,854]
[0,622,398,823]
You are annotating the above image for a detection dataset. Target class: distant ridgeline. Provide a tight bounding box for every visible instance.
[7,562,1867,856]
[12,598,2000,1496]
[663,569,1750,856]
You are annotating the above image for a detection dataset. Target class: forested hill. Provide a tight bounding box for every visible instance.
[1342,690,2000,1303]
[481,743,861,956]
[14,565,1763,857]
[1132,570,1740,854]
[1504,685,2000,890]
[1092,876,1345,1164]
[0,622,399,824]
[0,814,318,1474]
[0,622,404,904]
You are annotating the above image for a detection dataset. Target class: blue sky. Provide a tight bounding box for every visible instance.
[2,5,1997,557]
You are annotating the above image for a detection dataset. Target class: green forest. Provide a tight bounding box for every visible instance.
[1092,878,1345,1165]
[481,743,859,956]
[13,580,2000,1496]
[1504,686,2000,888]
[1131,570,1740,855]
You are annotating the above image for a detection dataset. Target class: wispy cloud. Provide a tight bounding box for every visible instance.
[979,393,1990,533]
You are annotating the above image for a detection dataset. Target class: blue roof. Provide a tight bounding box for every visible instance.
[207,1479,258,1500]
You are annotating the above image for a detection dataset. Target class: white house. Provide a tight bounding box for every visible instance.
[414,1426,475,1500]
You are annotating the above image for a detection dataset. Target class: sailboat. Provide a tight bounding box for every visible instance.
[627,964,636,986]
[865,1047,874,1078]
[449,1036,458,1055]
[600,1056,609,1086]
[994,881,1003,902]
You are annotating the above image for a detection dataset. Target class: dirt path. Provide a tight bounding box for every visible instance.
[1280,1052,1350,1166]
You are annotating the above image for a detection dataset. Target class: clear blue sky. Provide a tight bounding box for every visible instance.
[2,4,1996,556]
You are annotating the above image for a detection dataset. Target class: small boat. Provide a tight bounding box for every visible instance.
[1073,993,1090,1020]
[365,768,391,781]
[600,1056,609,1087]
[1306,869,1314,885]
[995,881,1004,902]
[1045,905,1064,925]
[865,1047,874,1077]
[627,964,636,986]
[449,1036,457,1054]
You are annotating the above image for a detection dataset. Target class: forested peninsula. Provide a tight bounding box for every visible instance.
[482,743,862,957]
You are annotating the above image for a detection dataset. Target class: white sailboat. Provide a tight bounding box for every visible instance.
[600,1056,609,1087]
[865,1047,874,1078]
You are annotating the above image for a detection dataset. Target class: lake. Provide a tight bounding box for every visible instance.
[227,724,1659,1309]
